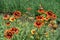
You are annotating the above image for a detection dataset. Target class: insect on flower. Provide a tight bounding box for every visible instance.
[34,21,44,28]
[13,11,21,18]
[4,30,13,39]
[3,14,10,20]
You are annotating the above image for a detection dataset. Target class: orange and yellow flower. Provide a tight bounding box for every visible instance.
[9,17,15,22]
[36,16,44,21]
[52,14,57,19]
[4,30,13,39]
[34,21,44,28]
[31,29,36,35]
[13,11,21,18]
[45,11,57,20]
[3,14,10,20]
[10,27,19,34]
[44,16,50,21]
[6,22,10,26]
[38,9,45,13]
[45,11,54,18]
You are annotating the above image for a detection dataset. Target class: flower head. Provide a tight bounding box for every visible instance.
[4,30,13,39]
[6,22,10,26]
[10,27,19,34]
[34,21,44,28]
[38,9,45,13]
[44,16,50,21]
[3,14,10,20]
[13,11,21,18]
[31,29,36,35]
[52,14,57,19]
[9,17,15,22]
[36,16,44,21]
[45,11,53,18]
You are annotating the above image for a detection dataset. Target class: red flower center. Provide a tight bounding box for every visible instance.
[11,28,18,32]
[53,15,56,17]
[40,16,42,19]
[15,13,19,16]
[7,32,12,36]
[7,32,12,39]
[36,22,41,26]
[11,18,15,20]
[7,22,10,24]
[4,15,8,17]
[39,9,43,12]
[33,31,35,33]
[37,16,43,19]
[47,11,53,16]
